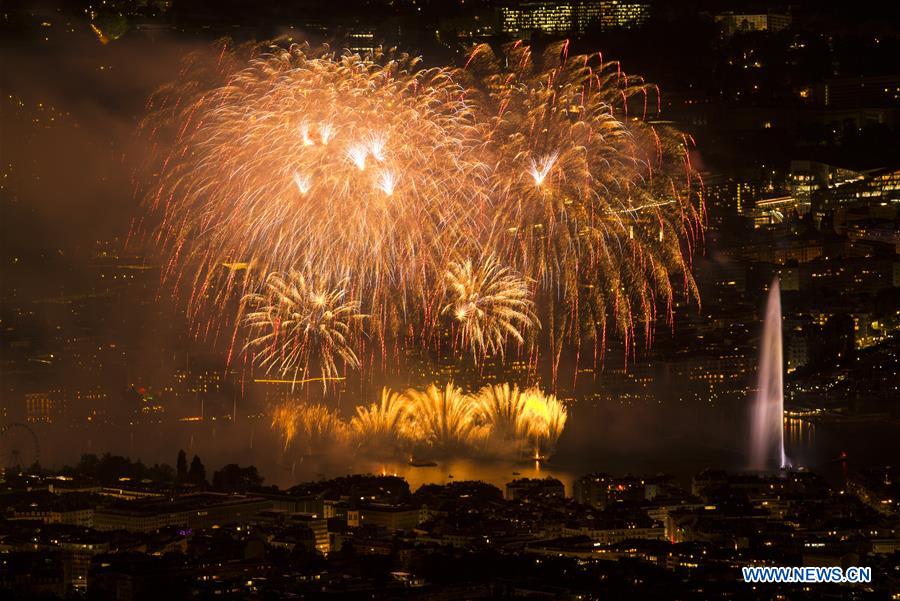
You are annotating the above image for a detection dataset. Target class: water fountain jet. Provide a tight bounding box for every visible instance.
[750,278,790,470]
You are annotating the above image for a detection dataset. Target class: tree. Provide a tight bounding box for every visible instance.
[147,463,176,482]
[97,453,135,485]
[176,450,188,482]
[76,453,101,478]
[188,455,206,486]
[211,464,263,492]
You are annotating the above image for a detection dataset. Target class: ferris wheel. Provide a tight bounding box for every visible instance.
[0,422,40,471]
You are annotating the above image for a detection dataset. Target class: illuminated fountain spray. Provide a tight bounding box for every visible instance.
[750,278,790,470]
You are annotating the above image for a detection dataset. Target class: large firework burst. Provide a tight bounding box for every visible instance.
[443,256,538,361]
[243,271,364,388]
[462,41,703,368]
[147,43,486,344]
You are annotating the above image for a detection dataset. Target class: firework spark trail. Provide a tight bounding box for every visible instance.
[145,41,703,388]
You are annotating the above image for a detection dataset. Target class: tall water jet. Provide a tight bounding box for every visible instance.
[750,278,790,470]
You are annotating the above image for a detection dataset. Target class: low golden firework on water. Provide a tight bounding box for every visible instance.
[272,381,566,462]
[270,402,300,449]
[242,271,364,390]
[350,387,411,452]
[270,401,348,455]
[520,388,568,457]
[404,383,481,452]
[472,382,531,443]
[443,256,539,362]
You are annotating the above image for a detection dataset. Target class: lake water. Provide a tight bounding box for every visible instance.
[21,404,900,493]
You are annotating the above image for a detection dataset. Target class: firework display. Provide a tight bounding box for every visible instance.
[270,401,349,455]
[146,40,703,395]
[147,43,485,362]
[442,256,539,362]
[349,387,410,453]
[462,42,703,369]
[403,382,482,451]
[519,387,568,458]
[272,381,568,460]
[243,271,364,388]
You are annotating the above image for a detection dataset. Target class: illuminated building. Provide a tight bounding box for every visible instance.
[715,12,791,36]
[9,504,94,527]
[812,168,900,217]
[506,477,565,500]
[438,12,498,40]
[574,2,600,34]
[775,265,800,291]
[266,513,331,554]
[789,161,865,216]
[749,195,800,227]
[499,2,575,36]
[562,514,664,544]
[821,74,900,108]
[785,332,808,371]
[25,389,68,424]
[658,350,754,405]
[737,231,824,264]
[347,503,424,531]
[598,1,649,31]
[346,29,376,54]
[574,473,664,509]
[698,174,748,230]
[498,1,637,36]
[94,493,272,532]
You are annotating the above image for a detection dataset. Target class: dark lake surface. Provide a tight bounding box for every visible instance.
[23,401,899,493]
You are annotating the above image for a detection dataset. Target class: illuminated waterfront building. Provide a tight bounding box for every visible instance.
[498,0,644,36]
[812,168,900,216]
[499,2,575,36]
[715,12,791,36]
[598,1,648,31]
[787,161,866,217]
[749,195,800,227]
